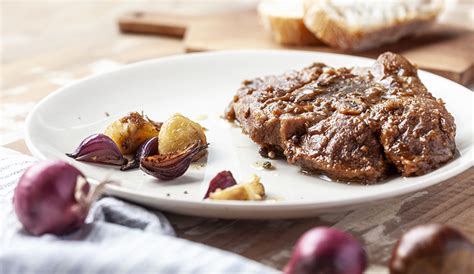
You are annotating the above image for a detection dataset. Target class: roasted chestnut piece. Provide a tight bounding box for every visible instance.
[208,175,265,201]
[158,113,207,161]
[120,136,158,171]
[389,224,474,274]
[104,112,160,155]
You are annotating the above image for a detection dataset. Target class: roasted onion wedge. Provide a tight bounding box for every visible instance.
[66,134,126,166]
[140,143,209,180]
[204,171,237,199]
[120,136,158,171]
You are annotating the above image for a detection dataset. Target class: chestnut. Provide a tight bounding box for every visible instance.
[389,224,474,274]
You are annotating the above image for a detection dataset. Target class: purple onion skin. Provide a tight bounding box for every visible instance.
[121,136,158,171]
[285,227,367,274]
[13,160,90,236]
[140,143,208,181]
[66,134,126,166]
[204,171,237,199]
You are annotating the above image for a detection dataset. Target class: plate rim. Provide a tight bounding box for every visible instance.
[24,49,474,213]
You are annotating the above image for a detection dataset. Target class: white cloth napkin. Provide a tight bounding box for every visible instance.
[0,148,278,274]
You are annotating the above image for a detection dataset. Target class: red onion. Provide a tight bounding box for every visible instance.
[66,134,126,166]
[13,160,108,236]
[140,143,208,180]
[204,170,237,199]
[145,115,163,131]
[121,136,158,171]
[285,227,367,274]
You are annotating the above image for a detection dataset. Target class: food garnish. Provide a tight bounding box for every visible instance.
[13,160,111,236]
[208,174,265,201]
[204,170,237,199]
[140,142,208,180]
[68,112,209,181]
[285,227,367,274]
[262,161,275,170]
[158,113,207,161]
[120,136,158,171]
[66,133,126,166]
[104,111,160,155]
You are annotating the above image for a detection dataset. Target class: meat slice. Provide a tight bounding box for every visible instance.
[373,97,456,176]
[226,52,456,183]
[288,114,387,182]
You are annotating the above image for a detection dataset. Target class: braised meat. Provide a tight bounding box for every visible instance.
[225,52,456,183]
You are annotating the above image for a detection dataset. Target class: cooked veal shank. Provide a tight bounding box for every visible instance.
[225,52,456,183]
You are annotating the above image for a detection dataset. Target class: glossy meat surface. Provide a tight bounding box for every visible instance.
[226,52,456,183]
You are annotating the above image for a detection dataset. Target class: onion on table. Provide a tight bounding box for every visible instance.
[13,160,110,236]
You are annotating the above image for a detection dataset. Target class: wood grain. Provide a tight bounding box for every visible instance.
[118,11,193,38]
[118,10,474,85]
[2,1,473,273]
[166,167,474,270]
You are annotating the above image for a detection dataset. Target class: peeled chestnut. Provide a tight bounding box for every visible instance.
[389,224,474,274]
[104,112,160,155]
[158,113,207,161]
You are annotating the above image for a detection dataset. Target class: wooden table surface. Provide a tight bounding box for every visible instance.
[1,1,473,273]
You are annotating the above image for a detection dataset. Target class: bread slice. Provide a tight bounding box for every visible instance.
[303,0,443,51]
[258,0,321,46]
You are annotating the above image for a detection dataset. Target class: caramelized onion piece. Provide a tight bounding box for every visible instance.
[120,136,158,171]
[140,143,209,180]
[66,134,126,166]
[204,171,237,199]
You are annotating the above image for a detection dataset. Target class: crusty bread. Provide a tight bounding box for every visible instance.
[303,0,443,51]
[258,0,321,46]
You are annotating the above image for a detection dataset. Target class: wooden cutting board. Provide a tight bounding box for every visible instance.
[118,10,474,85]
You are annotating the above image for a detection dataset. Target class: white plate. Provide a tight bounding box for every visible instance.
[25,50,474,219]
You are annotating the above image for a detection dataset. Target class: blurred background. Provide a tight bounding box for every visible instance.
[1,0,473,146]
[1,2,473,272]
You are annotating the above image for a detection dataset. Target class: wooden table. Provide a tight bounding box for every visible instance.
[1,1,473,273]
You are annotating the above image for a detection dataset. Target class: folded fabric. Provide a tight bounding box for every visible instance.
[0,148,278,274]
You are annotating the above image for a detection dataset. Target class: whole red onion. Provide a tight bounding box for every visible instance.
[285,227,367,274]
[13,160,104,236]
